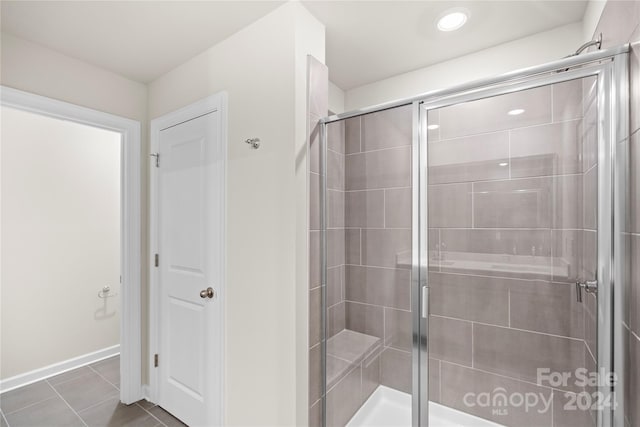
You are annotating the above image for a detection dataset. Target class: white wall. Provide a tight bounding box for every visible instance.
[0,33,147,122]
[1,106,121,379]
[148,3,324,425]
[344,22,584,111]
[0,32,151,383]
[582,0,608,42]
[329,81,345,114]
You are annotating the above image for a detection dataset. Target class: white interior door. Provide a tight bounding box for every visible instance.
[157,110,223,426]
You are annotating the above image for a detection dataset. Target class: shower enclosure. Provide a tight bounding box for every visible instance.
[317,46,629,427]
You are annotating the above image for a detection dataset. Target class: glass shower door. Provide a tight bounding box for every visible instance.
[417,66,618,427]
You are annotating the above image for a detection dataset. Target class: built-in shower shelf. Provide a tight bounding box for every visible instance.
[327,329,381,390]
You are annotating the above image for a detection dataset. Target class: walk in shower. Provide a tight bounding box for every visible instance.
[317,45,629,427]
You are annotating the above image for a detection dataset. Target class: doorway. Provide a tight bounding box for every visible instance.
[0,87,142,405]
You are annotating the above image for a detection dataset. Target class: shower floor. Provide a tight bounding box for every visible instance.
[347,386,504,427]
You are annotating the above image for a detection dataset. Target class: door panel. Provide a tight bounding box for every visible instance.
[158,111,223,426]
[420,73,608,427]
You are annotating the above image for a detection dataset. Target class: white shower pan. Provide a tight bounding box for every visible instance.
[347,386,504,427]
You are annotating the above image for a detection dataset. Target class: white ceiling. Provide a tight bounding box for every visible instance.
[1,1,588,89]
[0,1,285,83]
[302,1,589,89]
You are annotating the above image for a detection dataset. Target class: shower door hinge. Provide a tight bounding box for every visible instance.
[154,254,159,267]
[576,280,598,302]
[150,153,160,167]
[154,354,159,367]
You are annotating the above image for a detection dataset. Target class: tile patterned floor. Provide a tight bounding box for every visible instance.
[0,356,185,427]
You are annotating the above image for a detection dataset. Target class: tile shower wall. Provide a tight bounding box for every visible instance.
[427,77,598,427]
[592,2,640,427]
[308,56,329,427]
[342,105,414,395]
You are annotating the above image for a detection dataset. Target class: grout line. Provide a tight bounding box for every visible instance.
[45,380,89,427]
[3,395,58,417]
[439,359,558,393]
[359,228,362,265]
[382,190,386,228]
[344,145,411,156]
[583,162,598,175]
[508,129,512,180]
[550,388,555,427]
[422,226,577,231]
[382,308,387,346]
[435,171,587,186]
[438,360,442,401]
[584,340,596,366]
[343,226,411,231]
[471,322,474,368]
[428,268,559,283]
[470,182,475,229]
[344,186,410,193]
[343,299,411,313]
[508,288,511,328]
[86,364,120,391]
[74,392,120,414]
[358,116,362,153]
[430,313,585,342]
[135,403,164,424]
[325,363,360,395]
[327,147,342,157]
[432,117,580,145]
[551,83,555,123]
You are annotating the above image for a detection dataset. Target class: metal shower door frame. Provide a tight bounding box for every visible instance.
[318,44,628,427]
[412,50,629,427]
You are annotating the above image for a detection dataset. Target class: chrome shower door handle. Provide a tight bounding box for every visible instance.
[575,280,598,303]
[422,286,429,319]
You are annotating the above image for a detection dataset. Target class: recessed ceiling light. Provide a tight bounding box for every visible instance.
[437,9,469,32]
[427,124,440,130]
[499,162,509,167]
[508,108,525,116]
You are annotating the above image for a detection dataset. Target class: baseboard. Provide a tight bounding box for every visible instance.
[0,345,120,393]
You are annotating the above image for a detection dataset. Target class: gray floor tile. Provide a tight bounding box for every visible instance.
[1,413,8,427]
[51,371,119,412]
[135,399,156,410]
[89,357,120,388]
[78,396,157,427]
[4,396,84,427]
[147,406,186,427]
[0,381,56,415]
[47,367,94,386]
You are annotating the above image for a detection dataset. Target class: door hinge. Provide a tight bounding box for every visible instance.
[154,254,159,267]
[150,153,160,168]
[154,354,159,367]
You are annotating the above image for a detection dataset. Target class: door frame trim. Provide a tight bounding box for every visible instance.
[0,85,143,404]
[148,93,227,419]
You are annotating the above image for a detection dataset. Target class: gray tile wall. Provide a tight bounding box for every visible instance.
[427,76,599,426]
[592,2,640,427]
[342,104,415,397]
[308,55,329,427]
